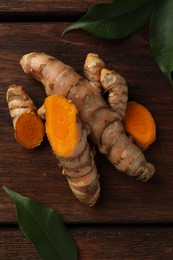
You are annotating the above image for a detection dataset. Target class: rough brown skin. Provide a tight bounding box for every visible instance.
[37,104,46,120]
[123,101,156,150]
[44,95,100,206]
[20,52,155,181]
[84,53,105,90]
[100,68,128,121]
[6,84,45,149]
[85,54,128,120]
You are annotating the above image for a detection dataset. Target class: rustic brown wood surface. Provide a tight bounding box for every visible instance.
[1,226,173,259]
[0,0,98,12]
[0,0,106,20]
[0,1,173,259]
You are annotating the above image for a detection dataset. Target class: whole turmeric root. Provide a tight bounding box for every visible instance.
[6,84,45,149]
[44,95,100,206]
[20,52,155,181]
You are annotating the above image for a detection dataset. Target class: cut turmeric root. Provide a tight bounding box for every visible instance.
[20,52,155,181]
[123,102,156,150]
[6,84,45,149]
[44,95,100,206]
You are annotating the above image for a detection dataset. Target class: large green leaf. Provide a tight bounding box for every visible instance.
[62,0,155,39]
[3,186,77,260]
[150,0,173,86]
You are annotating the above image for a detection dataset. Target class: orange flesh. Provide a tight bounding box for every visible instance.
[44,95,80,157]
[123,102,156,149]
[15,112,45,149]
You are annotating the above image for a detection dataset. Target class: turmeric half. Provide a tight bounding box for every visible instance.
[20,52,155,181]
[6,84,45,149]
[123,102,156,150]
[44,95,100,206]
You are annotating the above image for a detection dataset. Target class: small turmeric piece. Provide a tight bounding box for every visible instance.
[100,68,128,121]
[6,84,45,149]
[44,95,100,206]
[123,102,156,150]
[37,104,46,120]
[84,53,105,90]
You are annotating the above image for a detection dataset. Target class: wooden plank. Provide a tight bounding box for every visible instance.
[0,0,103,18]
[0,227,39,259]
[0,23,173,224]
[0,226,173,259]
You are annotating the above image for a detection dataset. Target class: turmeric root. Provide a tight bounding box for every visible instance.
[123,102,156,150]
[84,53,128,120]
[84,53,105,90]
[6,84,45,149]
[37,104,46,120]
[20,52,155,181]
[100,68,128,121]
[44,95,100,206]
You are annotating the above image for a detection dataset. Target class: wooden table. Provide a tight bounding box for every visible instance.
[1,1,173,259]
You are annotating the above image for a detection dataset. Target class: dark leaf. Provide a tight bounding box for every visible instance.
[62,0,155,39]
[3,186,77,260]
[150,0,173,86]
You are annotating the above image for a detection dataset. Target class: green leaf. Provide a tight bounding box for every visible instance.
[3,186,77,260]
[150,0,173,86]
[62,0,155,39]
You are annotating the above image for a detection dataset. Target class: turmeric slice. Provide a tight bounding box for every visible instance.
[123,102,156,150]
[44,95,80,157]
[44,95,100,206]
[6,84,45,149]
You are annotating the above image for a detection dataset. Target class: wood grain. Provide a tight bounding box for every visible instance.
[0,0,105,20]
[0,23,173,225]
[1,2,173,259]
[1,226,173,259]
